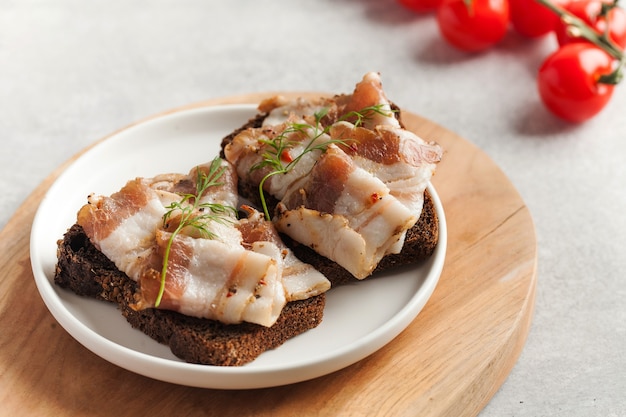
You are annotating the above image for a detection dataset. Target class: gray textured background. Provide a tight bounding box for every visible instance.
[1,1,625,415]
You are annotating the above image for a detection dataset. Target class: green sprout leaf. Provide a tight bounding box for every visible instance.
[155,157,237,308]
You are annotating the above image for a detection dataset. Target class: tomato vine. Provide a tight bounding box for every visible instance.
[396,0,626,122]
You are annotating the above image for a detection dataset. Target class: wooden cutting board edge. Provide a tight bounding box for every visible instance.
[0,92,538,417]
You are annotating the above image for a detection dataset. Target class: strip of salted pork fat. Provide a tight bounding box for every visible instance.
[76,159,322,327]
[274,145,417,279]
[334,71,400,129]
[330,122,443,215]
[236,206,330,301]
[137,228,286,327]
[223,113,333,200]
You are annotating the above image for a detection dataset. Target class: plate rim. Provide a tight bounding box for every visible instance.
[29,103,447,389]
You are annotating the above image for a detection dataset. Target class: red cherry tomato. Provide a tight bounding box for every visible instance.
[538,43,616,122]
[398,0,443,13]
[509,0,570,38]
[436,0,510,52]
[555,0,626,49]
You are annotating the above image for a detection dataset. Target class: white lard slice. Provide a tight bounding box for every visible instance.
[274,147,417,279]
[250,240,330,301]
[163,233,285,327]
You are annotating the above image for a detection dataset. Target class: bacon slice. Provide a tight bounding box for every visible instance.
[330,122,443,215]
[224,116,332,200]
[77,178,177,280]
[335,71,400,129]
[237,206,330,301]
[275,145,417,279]
[136,230,285,327]
[259,96,337,127]
[76,159,328,327]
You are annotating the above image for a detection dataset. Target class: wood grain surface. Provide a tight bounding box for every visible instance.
[0,93,537,417]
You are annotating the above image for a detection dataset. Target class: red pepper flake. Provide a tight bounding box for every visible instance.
[280,149,293,163]
[370,192,382,204]
[259,279,266,286]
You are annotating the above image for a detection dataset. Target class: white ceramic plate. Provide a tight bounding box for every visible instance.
[30,104,447,389]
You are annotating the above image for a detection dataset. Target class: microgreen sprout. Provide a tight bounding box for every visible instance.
[156,157,237,307]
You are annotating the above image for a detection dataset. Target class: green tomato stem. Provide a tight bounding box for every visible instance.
[537,0,625,84]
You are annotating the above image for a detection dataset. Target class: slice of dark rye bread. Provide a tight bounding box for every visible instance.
[54,224,325,366]
[219,106,439,287]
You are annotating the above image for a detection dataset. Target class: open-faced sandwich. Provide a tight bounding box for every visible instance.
[54,72,443,366]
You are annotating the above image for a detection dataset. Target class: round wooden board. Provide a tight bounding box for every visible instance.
[0,93,537,417]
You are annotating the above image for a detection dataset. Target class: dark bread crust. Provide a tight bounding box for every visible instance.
[220,106,439,286]
[54,224,325,366]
